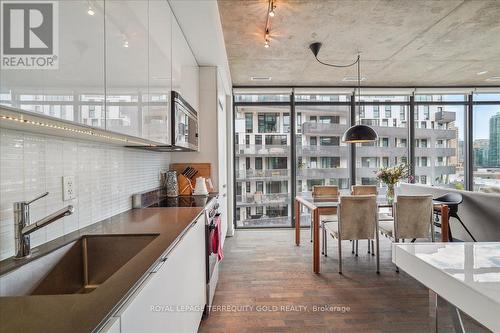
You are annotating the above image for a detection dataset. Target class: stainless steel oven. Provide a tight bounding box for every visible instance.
[171,91,198,151]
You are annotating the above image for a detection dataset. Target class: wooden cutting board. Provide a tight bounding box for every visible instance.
[169,163,212,195]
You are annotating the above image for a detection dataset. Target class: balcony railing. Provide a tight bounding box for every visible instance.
[235,144,289,156]
[415,147,456,157]
[297,168,349,179]
[239,216,292,227]
[235,169,290,180]
[435,111,456,123]
[356,165,456,178]
[301,122,349,135]
[416,165,456,175]
[415,128,456,140]
[236,193,290,206]
[356,146,407,156]
[357,126,457,140]
[297,145,348,157]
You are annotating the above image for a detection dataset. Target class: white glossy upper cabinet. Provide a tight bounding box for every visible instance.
[0,1,106,128]
[171,15,199,111]
[145,0,172,144]
[105,1,148,138]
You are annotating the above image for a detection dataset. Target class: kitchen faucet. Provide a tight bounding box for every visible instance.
[14,192,74,259]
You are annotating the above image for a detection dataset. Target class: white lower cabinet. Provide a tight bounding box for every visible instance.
[118,215,206,333]
[98,316,120,333]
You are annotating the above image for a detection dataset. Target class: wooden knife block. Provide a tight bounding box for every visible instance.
[170,163,213,195]
[178,175,193,196]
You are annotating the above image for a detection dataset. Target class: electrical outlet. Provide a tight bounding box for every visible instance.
[63,176,76,201]
[159,168,168,181]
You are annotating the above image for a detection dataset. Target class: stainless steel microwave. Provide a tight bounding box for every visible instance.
[129,91,198,152]
[170,91,199,151]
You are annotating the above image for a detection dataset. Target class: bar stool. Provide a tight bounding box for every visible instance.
[433,193,476,242]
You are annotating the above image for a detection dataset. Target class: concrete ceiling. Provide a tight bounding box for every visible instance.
[218,0,500,87]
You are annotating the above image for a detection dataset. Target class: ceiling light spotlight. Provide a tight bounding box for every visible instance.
[123,40,129,48]
[87,6,95,15]
[264,29,270,48]
[477,71,488,76]
[269,5,276,17]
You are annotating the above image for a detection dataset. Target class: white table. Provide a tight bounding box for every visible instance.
[393,242,500,332]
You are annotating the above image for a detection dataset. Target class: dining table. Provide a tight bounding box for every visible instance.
[294,195,450,274]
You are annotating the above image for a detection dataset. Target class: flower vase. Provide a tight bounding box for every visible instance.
[386,183,395,205]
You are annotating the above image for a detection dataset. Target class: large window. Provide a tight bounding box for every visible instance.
[245,113,253,133]
[258,113,279,133]
[295,103,350,195]
[355,96,409,194]
[473,102,500,193]
[414,95,465,189]
[234,104,292,228]
[233,90,500,229]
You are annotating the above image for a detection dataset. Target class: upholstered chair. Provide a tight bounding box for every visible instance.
[323,195,379,274]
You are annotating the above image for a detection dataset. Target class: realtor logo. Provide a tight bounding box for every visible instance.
[1,1,59,69]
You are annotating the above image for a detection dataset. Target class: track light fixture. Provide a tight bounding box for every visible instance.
[264,0,276,48]
[269,1,276,17]
[87,0,95,16]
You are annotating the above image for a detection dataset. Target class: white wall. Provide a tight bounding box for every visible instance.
[0,128,169,260]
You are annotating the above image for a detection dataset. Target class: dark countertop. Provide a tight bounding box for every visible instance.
[0,206,205,333]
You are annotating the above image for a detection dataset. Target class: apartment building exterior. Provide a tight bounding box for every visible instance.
[234,95,459,228]
[489,113,500,167]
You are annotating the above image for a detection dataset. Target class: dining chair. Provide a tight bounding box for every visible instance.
[379,195,435,242]
[311,186,339,249]
[378,195,434,271]
[351,185,378,195]
[323,195,379,274]
[351,185,378,255]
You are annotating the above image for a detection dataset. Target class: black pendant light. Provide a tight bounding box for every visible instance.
[342,124,378,143]
[309,43,377,143]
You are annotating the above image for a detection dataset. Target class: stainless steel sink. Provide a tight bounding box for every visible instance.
[28,234,157,295]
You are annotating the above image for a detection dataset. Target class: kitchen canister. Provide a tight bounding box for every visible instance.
[166,171,179,197]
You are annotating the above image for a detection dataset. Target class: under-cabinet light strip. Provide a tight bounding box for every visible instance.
[0,114,156,146]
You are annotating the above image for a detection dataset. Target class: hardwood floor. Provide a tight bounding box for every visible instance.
[199,229,426,333]
[199,229,488,333]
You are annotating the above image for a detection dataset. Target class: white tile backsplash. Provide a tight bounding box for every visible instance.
[0,128,170,260]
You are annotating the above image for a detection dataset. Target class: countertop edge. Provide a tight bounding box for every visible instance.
[0,201,213,333]
[91,208,206,333]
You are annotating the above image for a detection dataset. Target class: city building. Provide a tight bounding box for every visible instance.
[474,139,490,168]
[489,113,500,167]
[235,95,459,227]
